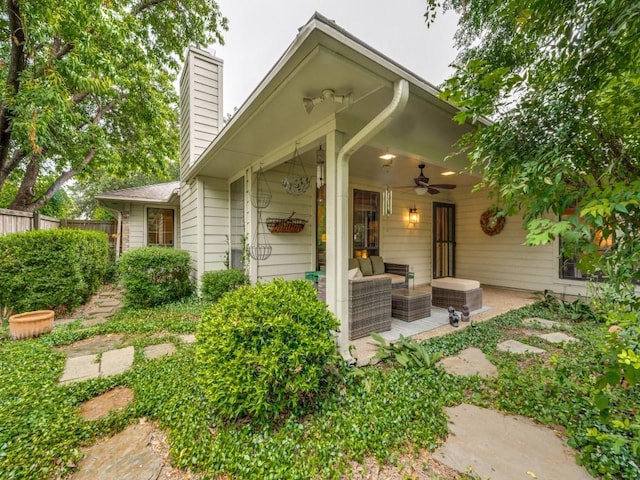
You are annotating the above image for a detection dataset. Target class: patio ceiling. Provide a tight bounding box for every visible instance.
[186,14,479,190]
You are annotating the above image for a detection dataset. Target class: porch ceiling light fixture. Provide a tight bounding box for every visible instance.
[379,153,396,161]
[408,206,419,226]
[441,170,456,176]
[303,89,352,114]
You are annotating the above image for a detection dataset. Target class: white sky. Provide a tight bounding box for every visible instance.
[212,0,460,116]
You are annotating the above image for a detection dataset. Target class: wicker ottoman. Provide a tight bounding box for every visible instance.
[391,289,431,322]
[431,277,483,312]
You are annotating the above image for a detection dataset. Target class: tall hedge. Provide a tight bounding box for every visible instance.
[117,247,193,308]
[0,229,109,314]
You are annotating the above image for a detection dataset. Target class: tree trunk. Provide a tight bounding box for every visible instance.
[8,155,40,211]
[0,0,27,172]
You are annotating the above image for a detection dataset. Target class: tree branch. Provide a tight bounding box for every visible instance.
[8,95,118,211]
[0,150,27,187]
[132,0,167,15]
[29,148,97,211]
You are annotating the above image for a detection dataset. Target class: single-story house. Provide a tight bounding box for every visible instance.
[100,12,590,350]
[95,181,180,254]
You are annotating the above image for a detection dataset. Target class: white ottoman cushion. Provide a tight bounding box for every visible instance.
[431,277,480,292]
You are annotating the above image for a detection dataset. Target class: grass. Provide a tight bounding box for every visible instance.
[0,296,638,479]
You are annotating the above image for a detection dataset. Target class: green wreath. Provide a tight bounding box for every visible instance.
[480,207,506,236]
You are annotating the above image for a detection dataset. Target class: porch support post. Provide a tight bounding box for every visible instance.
[329,79,410,357]
[324,131,348,353]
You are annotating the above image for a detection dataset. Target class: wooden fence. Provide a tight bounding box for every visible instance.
[0,208,61,235]
[0,208,117,252]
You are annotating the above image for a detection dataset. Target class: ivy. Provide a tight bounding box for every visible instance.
[1,299,638,478]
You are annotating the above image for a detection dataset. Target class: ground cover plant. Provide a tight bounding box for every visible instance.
[0,294,637,479]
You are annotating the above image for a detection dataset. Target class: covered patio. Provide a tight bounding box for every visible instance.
[349,284,536,365]
[180,13,568,354]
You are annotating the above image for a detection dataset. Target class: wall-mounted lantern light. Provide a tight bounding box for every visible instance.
[408,206,419,226]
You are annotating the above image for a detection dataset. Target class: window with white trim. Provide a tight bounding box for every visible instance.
[147,208,175,247]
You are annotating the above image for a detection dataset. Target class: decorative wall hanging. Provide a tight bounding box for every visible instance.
[249,164,272,260]
[250,165,271,208]
[266,212,307,233]
[382,186,393,216]
[282,146,310,195]
[480,207,506,236]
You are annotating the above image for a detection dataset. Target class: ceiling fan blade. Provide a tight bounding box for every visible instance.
[428,184,456,189]
[427,187,441,195]
[416,179,430,187]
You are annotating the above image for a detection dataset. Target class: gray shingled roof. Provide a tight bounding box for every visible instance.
[95,181,180,203]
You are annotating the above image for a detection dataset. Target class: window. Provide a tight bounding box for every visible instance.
[559,207,612,281]
[353,189,379,258]
[230,177,245,269]
[147,208,174,247]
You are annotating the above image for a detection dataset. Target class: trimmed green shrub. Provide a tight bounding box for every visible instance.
[200,269,248,302]
[0,229,109,314]
[196,279,342,422]
[118,247,193,308]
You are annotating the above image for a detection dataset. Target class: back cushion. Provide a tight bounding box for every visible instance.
[357,257,373,276]
[370,256,385,275]
[348,258,359,270]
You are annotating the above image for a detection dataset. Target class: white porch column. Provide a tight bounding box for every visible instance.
[324,131,349,354]
[328,79,409,356]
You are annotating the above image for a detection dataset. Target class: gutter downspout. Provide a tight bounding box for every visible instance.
[331,79,409,354]
[101,206,123,259]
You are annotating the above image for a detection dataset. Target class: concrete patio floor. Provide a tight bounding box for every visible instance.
[349,285,538,365]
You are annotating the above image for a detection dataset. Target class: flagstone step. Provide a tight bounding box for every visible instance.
[497,339,546,354]
[536,332,579,344]
[438,347,498,378]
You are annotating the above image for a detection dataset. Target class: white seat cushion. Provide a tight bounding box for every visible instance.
[431,277,480,292]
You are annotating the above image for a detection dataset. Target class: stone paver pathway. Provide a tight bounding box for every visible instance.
[438,347,498,378]
[71,423,163,480]
[497,339,546,354]
[59,346,134,384]
[537,332,579,344]
[435,404,593,480]
[179,334,196,344]
[143,343,176,360]
[80,387,135,421]
[523,317,561,329]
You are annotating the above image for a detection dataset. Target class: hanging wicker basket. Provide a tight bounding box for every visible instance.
[249,244,272,260]
[282,147,310,195]
[251,166,272,208]
[266,213,307,233]
[249,211,272,261]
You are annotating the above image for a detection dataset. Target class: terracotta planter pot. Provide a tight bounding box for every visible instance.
[9,310,55,340]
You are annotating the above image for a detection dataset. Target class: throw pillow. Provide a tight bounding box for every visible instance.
[348,258,359,270]
[370,256,385,275]
[357,257,373,276]
[348,268,362,280]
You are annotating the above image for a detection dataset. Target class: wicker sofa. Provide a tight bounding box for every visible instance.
[317,275,392,340]
[348,256,409,289]
[316,257,409,340]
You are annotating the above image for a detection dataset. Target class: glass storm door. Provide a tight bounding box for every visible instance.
[433,202,455,278]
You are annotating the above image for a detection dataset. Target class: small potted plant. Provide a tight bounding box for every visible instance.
[8,310,55,340]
